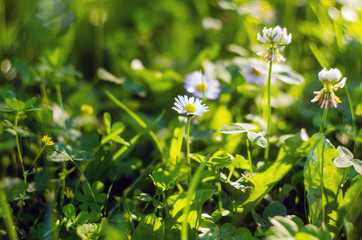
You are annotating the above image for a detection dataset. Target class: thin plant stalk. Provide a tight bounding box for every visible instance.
[186,116,192,184]
[0,189,19,240]
[319,108,328,134]
[14,113,27,224]
[71,160,100,213]
[345,85,358,154]
[264,61,273,160]
[246,138,253,176]
[162,191,169,217]
[59,165,67,218]
[55,84,65,129]
[181,162,206,240]
[27,144,46,174]
[216,168,222,210]
[320,141,326,226]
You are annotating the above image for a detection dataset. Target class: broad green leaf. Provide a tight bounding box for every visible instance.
[232,154,250,169]
[247,132,267,148]
[72,151,94,161]
[350,159,362,174]
[132,214,164,240]
[75,211,90,225]
[54,143,74,156]
[219,123,257,135]
[169,125,185,162]
[103,112,112,134]
[263,201,287,226]
[266,216,300,239]
[304,134,342,233]
[150,168,176,192]
[232,133,315,225]
[92,181,104,193]
[3,90,16,100]
[207,151,232,168]
[23,97,38,110]
[76,223,97,239]
[47,151,71,162]
[234,227,255,240]
[189,154,206,164]
[62,204,76,221]
[220,223,236,239]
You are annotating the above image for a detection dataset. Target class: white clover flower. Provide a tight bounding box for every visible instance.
[311,68,347,108]
[172,95,209,116]
[184,71,221,100]
[241,64,266,86]
[256,26,292,62]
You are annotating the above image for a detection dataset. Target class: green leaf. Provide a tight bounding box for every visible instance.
[76,223,97,239]
[23,97,38,110]
[72,151,94,161]
[189,154,206,164]
[219,123,257,135]
[103,112,112,134]
[220,223,236,240]
[232,154,250,169]
[196,220,220,240]
[3,90,16,100]
[62,204,76,221]
[132,214,164,240]
[92,181,104,193]
[232,133,315,225]
[263,201,287,226]
[75,211,90,225]
[207,151,232,168]
[247,132,267,148]
[47,151,71,162]
[266,216,300,239]
[150,168,176,192]
[304,134,342,232]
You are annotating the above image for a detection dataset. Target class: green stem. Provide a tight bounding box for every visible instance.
[14,113,27,224]
[320,140,326,226]
[59,165,66,219]
[319,108,328,134]
[345,85,358,154]
[264,61,273,161]
[186,116,192,184]
[246,138,253,176]
[72,160,100,213]
[181,162,206,240]
[27,144,46,174]
[216,169,222,210]
[55,84,65,129]
[162,191,169,218]
[227,166,234,180]
[0,189,18,240]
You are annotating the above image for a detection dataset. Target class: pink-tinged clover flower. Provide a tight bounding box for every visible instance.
[311,68,347,108]
[256,26,292,62]
[184,71,221,100]
[172,95,209,116]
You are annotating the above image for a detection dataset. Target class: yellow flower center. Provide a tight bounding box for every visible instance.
[184,103,196,113]
[251,68,262,76]
[196,83,207,92]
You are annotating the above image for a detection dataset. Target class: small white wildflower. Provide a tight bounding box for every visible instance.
[311,68,347,108]
[256,26,292,62]
[172,95,209,116]
[184,71,221,100]
[241,64,266,86]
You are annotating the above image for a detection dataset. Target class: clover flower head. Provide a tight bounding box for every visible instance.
[80,104,94,115]
[256,26,292,62]
[184,71,221,100]
[311,68,347,108]
[42,135,54,146]
[172,95,209,116]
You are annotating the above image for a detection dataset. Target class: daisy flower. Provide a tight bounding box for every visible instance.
[256,26,292,62]
[241,64,266,86]
[172,95,209,116]
[184,71,221,100]
[311,68,347,108]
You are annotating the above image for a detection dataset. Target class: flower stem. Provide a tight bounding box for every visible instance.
[27,144,46,174]
[345,85,358,154]
[246,138,253,176]
[264,61,273,161]
[319,108,328,134]
[186,116,192,184]
[216,168,223,210]
[14,113,27,224]
[55,84,65,129]
[320,140,326,226]
[0,188,18,240]
[181,162,205,240]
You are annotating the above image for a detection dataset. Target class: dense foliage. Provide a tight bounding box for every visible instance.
[0,0,361,239]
